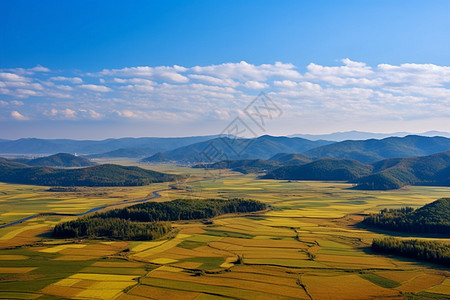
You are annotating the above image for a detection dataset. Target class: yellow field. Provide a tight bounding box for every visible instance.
[0,169,449,299]
[0,267,36,273]
[39,243,86,253]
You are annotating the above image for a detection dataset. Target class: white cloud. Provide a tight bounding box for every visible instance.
[95,65,189,83]
[11,110,27,120]
[117,110,139,119]
[191,61,302,81]
[79,84,111,92]
[50,76,83,84]
[47,108,77,119]
[243,81,269,89]
[377,63,450,86]
[274,80,298,88]
[55,85,73,91]
[113,78,156,89]
[2,59,450,133]
[14,89,42,97]
[0,72,30,82]
[189,74,239,87]
[1,81,44,90]
[307,59,373,77]
[63,108,77,118]
[88,109,101,119]
[29,65,50,72]
[0,100,24,107]
[120,84,154,92]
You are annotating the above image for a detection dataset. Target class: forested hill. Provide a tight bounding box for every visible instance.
[0,162,179,187]
[363,198,450,235]
[355,150,450,190]
[262,158,373,181]
[262,151,450,190]
[19,153,95,167]
[193,159,282,174]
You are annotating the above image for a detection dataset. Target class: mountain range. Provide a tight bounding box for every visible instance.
[143,135,450,164]
[142,135,331,163]
[2,134,450,165]
[289,131,450,141]
[304,135,450,163]
[0,135,220,156]
[263,150,450,190]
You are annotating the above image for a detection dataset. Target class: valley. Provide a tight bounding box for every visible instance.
[0,163,448,299]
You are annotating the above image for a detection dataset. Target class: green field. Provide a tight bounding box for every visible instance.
[0,164,449,299]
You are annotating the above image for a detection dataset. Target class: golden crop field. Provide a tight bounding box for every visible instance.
[0,165,449,299]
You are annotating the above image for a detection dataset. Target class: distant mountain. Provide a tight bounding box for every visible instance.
[263,158,373,181]
[262,151,450,190]
[289,131,450,141]
[142,135,332,163]
[0,135,220,155]
[86,148,155,159]
[0,162,179,187]
[24,153,95,167]
[305,135,450,163]
[355,151,450,190]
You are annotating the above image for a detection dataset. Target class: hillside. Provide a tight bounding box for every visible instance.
[262,151,450,190]
[142,135,332,163]
[263,158,373,180]
[305,135,450,163]
[25,153,95,167]
[0,163,179,187]
[86,148,155,159]
[268,153,312,165]
[363,198,450,235]
[194,159,282,174]
[355,151,450,190]
[194,153,312,174]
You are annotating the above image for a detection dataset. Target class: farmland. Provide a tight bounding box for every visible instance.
[0,166,449,299]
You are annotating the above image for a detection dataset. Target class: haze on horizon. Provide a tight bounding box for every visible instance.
[1,0,450,139]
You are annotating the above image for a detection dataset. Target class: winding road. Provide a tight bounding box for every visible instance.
[0,189,167,229]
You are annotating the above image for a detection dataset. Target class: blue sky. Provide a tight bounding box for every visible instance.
[1,0,450,139]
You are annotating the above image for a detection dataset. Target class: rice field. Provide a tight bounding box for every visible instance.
[0,168,449,299]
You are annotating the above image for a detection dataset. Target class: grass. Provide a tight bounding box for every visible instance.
[182,257,226,270]
[79,266,146,275]
[360,273,401,288]
[203,229,255,239]
[178,240,207,249]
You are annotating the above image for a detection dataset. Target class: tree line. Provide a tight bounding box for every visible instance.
[363,198,449,236]
[96,198,266,222]
[372,237,449,267]
[53,198,265,240]
[53,217,171,240]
